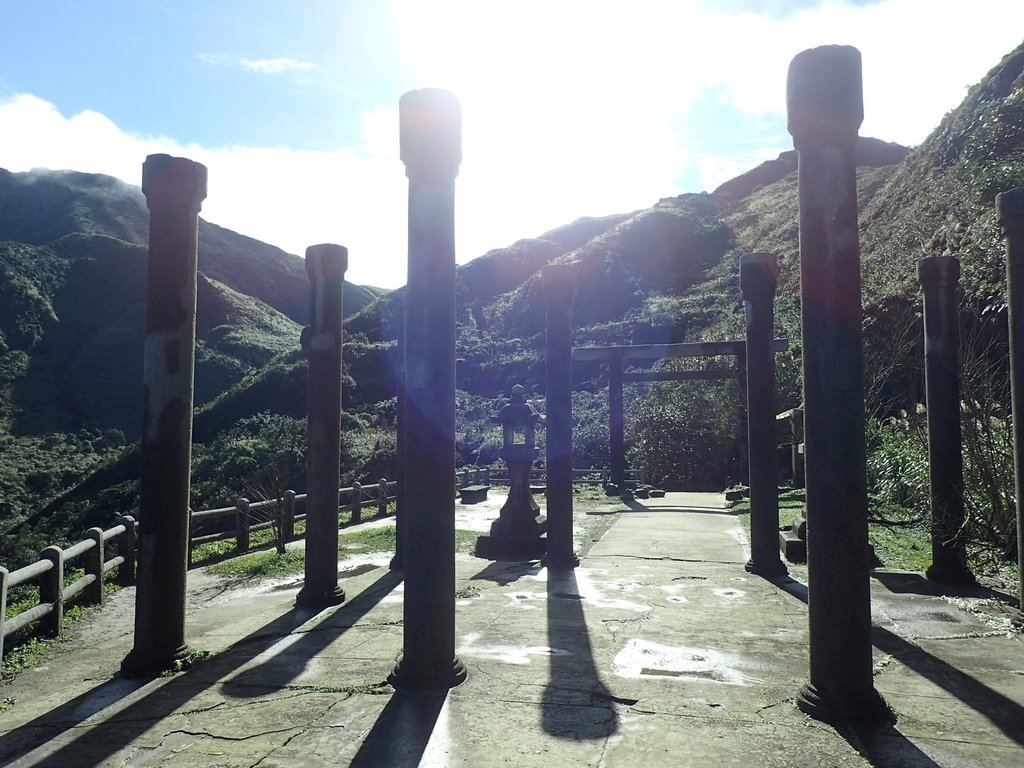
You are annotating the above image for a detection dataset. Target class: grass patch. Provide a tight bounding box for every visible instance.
[160,649,216,677]
[1,570,125,681]
[731,488,944,574]
[730,488,805,533]
[206,524,478,582]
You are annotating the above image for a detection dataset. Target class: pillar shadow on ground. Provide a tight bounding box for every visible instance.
[469,560,542,586]
[0,607,307,767]
[771,575,1024,753]
[621,498,731,515]
[221,568,403,697]
[871,570,1020,608]
[542,569,625,739]
[347,689,447,767]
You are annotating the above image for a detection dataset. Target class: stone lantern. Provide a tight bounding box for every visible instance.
[476,384,548,560]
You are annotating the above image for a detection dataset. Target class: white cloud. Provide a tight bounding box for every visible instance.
[3,0,1024,288]
[198,53,316,74]
[0,93,406,288]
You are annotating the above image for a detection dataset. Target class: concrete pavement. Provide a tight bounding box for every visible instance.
[0,492,1022,766]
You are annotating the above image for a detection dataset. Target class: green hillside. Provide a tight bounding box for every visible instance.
[3,41,1024,574]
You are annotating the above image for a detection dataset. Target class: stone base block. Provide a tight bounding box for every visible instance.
[725,487,749,501]
[780,530,806,563]
[475,533,548,562]
[458,485,490,504]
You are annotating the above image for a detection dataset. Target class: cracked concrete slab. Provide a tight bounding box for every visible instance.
[1,491,1022,767]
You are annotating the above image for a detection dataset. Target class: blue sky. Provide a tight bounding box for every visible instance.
[1,1,1022,288]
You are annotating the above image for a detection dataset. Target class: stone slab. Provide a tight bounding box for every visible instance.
[1,491,1022,767]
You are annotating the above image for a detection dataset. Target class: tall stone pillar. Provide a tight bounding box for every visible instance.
[741,253,787,578]
[388,88,467,690]
[390,316,407,572]
[543,264,579,570]
[917,257,973,584]
[121,154,206,678]
[787,45,889,725]
[737,358,749,487]
[608,354,625,487]
[296,244,348,609]
[997,187,1024,609]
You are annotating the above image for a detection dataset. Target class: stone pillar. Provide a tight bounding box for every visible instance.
[917,257,974,584]
[543,264,579,569]
[121,154,206,678]
[388,88,467,690]
[787,45,889,726]
[791,406,805,489]
[390,318,406,571]
[296,243,348,609]
[737,357,749,487]
[741,253,787,578]
[608,354,625,487]
[997,187,1024,609]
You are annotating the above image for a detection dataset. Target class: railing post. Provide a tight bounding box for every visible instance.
[0,566,9,662]
[118,515,137,586]
[282,490,296,543]
[378,478,389,517]
[236,498,251,553]
[40,545,64,638]
[85,527,105,605]
[351,482,363,524]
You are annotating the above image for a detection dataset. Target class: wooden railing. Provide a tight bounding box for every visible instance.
[0,477,398,664]
[466,466,645,486]
[188,478,398,559]
[0,516,137,662]
[2,468,634,663]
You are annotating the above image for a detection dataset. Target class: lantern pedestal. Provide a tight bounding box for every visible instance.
[476,386,548,561]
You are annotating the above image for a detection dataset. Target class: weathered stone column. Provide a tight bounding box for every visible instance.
[608,354,625,487]
[791,406,805,489]
[296,244,347,609]
[997,187,1024,609]
[121,154,206,678]
[917,257,973,584]
[543,264,579,569]
[388,88,467,689]
[741,253,787,578]
[788,45,889,725]
[389,317,407,572]
[737,358,749,487]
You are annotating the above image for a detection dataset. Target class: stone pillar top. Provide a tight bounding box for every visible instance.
[399,88,462,180]
[997,187,1024,235]
[739,252,778,293]
[542,263,576,303]
[916,255,960,288]
[306,243,349,278]
[786,45,863,141]
[142,154,207,209]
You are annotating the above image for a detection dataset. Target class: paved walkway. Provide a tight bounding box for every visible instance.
[1,492,1022,766]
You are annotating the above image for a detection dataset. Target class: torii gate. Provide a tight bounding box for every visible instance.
[572,339,789,488]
